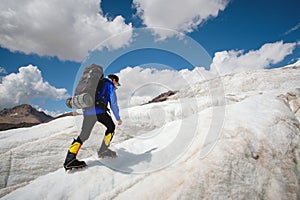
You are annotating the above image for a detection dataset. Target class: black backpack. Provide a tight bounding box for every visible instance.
[75,64,104,96]
[66,64,104,109]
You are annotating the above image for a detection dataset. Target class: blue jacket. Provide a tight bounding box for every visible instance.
[83,78,120,121]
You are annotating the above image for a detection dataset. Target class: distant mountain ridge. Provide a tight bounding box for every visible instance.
[0,104,54,131]
[0,90,178,131]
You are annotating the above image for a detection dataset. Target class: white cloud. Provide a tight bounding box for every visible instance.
[115,41,298,108]
[0,65,68,109]
[133,0,229,39]
[0,0,133,62]
[116,66,214,108]
[210,41,297,75]
[284,22,300,35]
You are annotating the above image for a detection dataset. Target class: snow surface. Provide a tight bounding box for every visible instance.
[1,66,300,199]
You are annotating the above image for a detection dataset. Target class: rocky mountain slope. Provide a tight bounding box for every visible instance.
[0,104,53,131]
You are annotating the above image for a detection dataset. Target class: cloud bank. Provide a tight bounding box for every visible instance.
[116,41,297,108]
[133,0,229,39]
[0,0,229,61]
[0,65,68,109]
[0,0,133,61]
[0,41,296,111]
[210,41,297,75]
[116,66,214,108]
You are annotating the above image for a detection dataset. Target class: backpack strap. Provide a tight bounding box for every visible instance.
[94,79,110,112]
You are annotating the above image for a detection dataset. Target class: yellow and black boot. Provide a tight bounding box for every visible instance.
[98,133,117,158]
[63,137,86,170]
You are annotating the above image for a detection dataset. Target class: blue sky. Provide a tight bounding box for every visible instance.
[0,0,299,115]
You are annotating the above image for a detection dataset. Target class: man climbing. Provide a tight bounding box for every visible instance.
[63,74,122,170]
